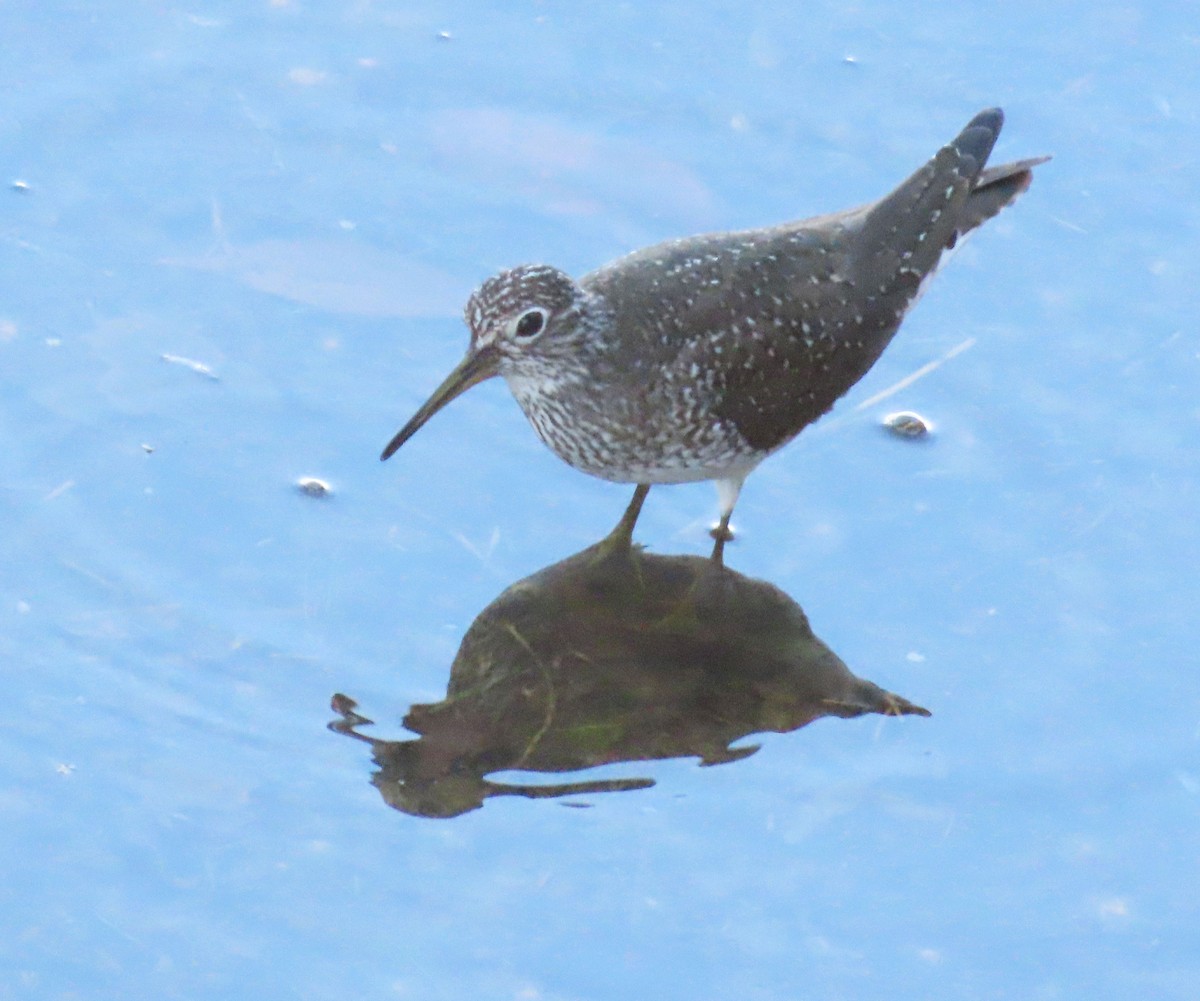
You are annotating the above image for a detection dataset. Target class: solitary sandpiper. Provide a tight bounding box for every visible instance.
[382,108,1046,560]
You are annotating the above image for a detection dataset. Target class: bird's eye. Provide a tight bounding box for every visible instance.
[513,308,546,339]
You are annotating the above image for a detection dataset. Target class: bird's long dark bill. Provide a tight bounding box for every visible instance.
[380,347,500,461]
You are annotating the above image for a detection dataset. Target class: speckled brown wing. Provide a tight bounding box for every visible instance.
[711,109,1014,453]
[638,223,887,453]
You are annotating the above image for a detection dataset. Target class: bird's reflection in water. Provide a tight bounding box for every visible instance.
[331,536,929,819]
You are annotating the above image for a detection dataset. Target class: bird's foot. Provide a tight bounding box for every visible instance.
[708,515,735,565]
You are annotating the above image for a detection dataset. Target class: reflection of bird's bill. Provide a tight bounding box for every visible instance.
[380,344,501,460]
[328,693,374,735]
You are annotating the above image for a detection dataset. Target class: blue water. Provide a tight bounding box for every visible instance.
[3,2,1198,998]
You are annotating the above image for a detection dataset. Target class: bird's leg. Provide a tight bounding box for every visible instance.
[708,475,744,566]
[601,483,651,553]
[709,512,734,565]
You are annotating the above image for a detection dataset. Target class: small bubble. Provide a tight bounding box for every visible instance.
[296,477,332,499]
[883,411,931,438]
[287,67,327,86]
[1096,897,1130,919]
[436,30,452,40]
[11,179,30,193]
[161,353,218,380]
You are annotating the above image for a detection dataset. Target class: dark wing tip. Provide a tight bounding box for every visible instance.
[953,108,1006,174]
[967,107,1005,133]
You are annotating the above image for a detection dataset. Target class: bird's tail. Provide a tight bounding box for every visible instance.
[959,155,1050,235]
[854,108,1047,288]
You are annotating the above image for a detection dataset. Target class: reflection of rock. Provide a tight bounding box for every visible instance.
[331,542,929,819]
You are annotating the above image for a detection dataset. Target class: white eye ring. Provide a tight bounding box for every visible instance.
[510,307,548,340]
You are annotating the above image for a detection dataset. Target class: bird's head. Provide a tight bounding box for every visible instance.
[380,264,593,461]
